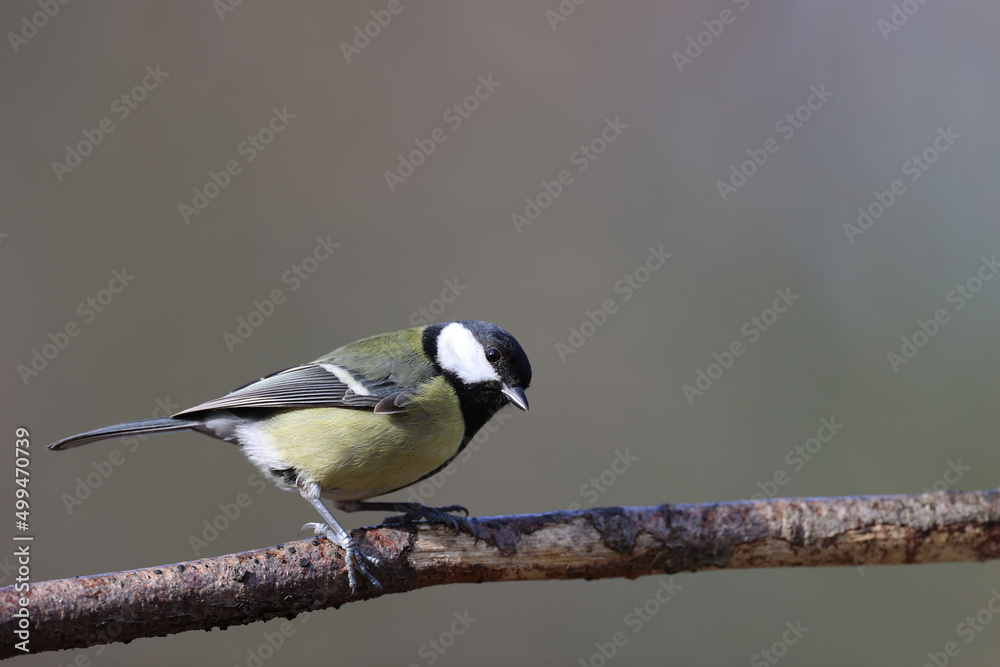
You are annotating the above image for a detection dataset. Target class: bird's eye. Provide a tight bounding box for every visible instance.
[485,347,501,363]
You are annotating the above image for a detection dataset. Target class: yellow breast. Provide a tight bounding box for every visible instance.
[256,375,465,500]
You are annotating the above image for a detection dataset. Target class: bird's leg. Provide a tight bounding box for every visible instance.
[299,492,382,592]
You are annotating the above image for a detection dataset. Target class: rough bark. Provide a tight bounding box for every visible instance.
[4,490,1000,658]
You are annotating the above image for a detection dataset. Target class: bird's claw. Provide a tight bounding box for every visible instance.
[300,522,383,592]
[382,504,478,539]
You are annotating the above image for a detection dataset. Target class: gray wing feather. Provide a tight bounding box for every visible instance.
[174,363,386,415]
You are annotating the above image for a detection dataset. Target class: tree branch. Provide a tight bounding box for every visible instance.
[5,489,1000,658]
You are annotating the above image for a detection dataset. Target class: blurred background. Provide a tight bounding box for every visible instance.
[4,1,1000,664]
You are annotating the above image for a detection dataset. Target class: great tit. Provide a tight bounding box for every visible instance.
[49,320,531,590]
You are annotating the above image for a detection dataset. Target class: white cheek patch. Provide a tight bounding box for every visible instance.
[437,322,500,384]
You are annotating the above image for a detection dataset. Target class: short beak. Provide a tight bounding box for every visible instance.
[501,384,529,412]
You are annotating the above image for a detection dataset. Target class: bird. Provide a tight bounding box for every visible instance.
[49,320,531,590]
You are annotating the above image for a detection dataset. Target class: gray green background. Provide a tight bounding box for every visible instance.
[4,1,1000,665]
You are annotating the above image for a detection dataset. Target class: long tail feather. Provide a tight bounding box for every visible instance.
[48,417,202,450]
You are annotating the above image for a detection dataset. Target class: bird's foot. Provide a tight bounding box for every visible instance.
[381,503,478,538]
[299,522,383,592]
